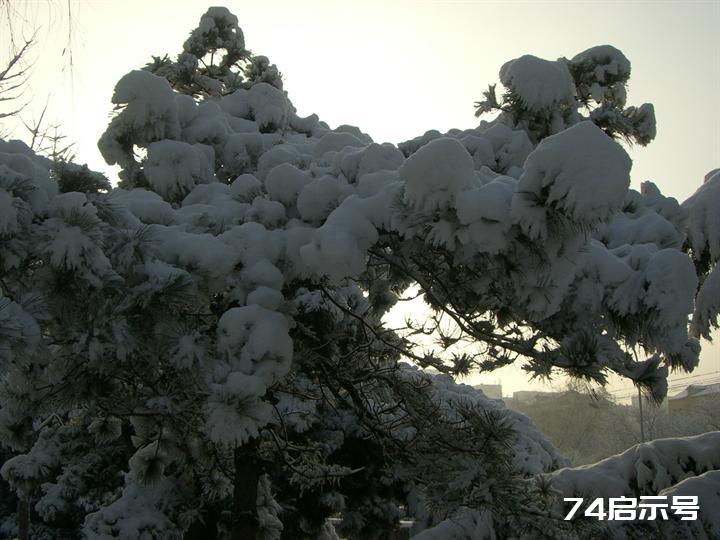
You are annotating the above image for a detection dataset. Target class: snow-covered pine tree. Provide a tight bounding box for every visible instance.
[1,10,559,539]
[1,7,718,539]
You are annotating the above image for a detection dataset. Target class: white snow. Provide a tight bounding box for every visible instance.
[312,131,366,159]
[659,470,720,537]
[265,163,312,206]
[0,141,58,213]
[111,188,175,225]
[152,225,238,288]
[400,137,475,213]
[219,88,251,118]
[297,174,352,222]
[571,45,631,84]
[454,178,514,254]
[548,432,720,499]
[511,121,632,239]
[83,478,186,539]
[205,372,274,446]
[643,249,697,333]
[683,169,720,263]
[499,54,575,111]
[479,123,533,173]
[548,433,720,537]
[216,305,292,384]
[144,140,216,201]
[300,195,379,282]
[247,82,290,131]
[98,71,180,168]
[692,263,720,338]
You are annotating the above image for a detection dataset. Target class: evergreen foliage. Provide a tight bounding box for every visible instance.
[0,8,718,540]
[475,45,657,146]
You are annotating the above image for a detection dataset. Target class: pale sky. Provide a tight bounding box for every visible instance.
[3,0,719,399]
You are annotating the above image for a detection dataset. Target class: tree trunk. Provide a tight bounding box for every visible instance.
[184,505,220,539]
[231,439,261,540]
[17,499,29,540]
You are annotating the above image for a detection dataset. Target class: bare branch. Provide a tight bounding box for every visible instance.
[0,32,34,81]
[21,96,49,150]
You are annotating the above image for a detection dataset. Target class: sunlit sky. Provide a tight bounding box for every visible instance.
[3,0,719,399]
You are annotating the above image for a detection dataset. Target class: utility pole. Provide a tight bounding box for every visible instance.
[637,386,645,443]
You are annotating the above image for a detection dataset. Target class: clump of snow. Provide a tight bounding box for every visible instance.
[111,188,175,225]
[152,225,238,288]
[692,264,720,339]
[219,88,251,119]
[455,178,514,254]
[338,142,404,182]
[98,71,180,170]
[37,194,116,287]
[256,143,307,180]
[548,433,720,537]
[511,121,632,239]
[571,44,631,85]
[683,169,720,264]
[398,129,442,157]
[411,508,493,540]
[0,140,57,213]
[229,173,263,201]
[247,82,291,131]
[548,432,720,499]
[400,137,474,213]
[479,123,533,174]
[144,140,216,201]
[265,163,312,206]
[183,6,244,61]
[312,131,366,159]
[297,174,352,222]
[181,101,231,147]
[500,55,575,111]
[216,305,292,384]
[659,470,720,538]
[603,210,684,250]
[83,478,188,539]
[682,170,720,338]
[300,195,380,282]
[205,372,273,446]
[643,249,697,333]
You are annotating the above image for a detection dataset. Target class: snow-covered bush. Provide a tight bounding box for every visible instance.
[0,7,718,540]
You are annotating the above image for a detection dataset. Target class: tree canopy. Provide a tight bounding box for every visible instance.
[0,7,718,540]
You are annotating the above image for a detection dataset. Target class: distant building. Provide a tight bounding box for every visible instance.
[511,390,557,404]
[473,384,503,399]
[668,383,720,414]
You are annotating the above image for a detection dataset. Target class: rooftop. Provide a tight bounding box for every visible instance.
[668,383,720,401]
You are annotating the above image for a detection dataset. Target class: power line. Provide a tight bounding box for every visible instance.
[608,376,720,401]
[666,371,720,383]
[605,373,720,397]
